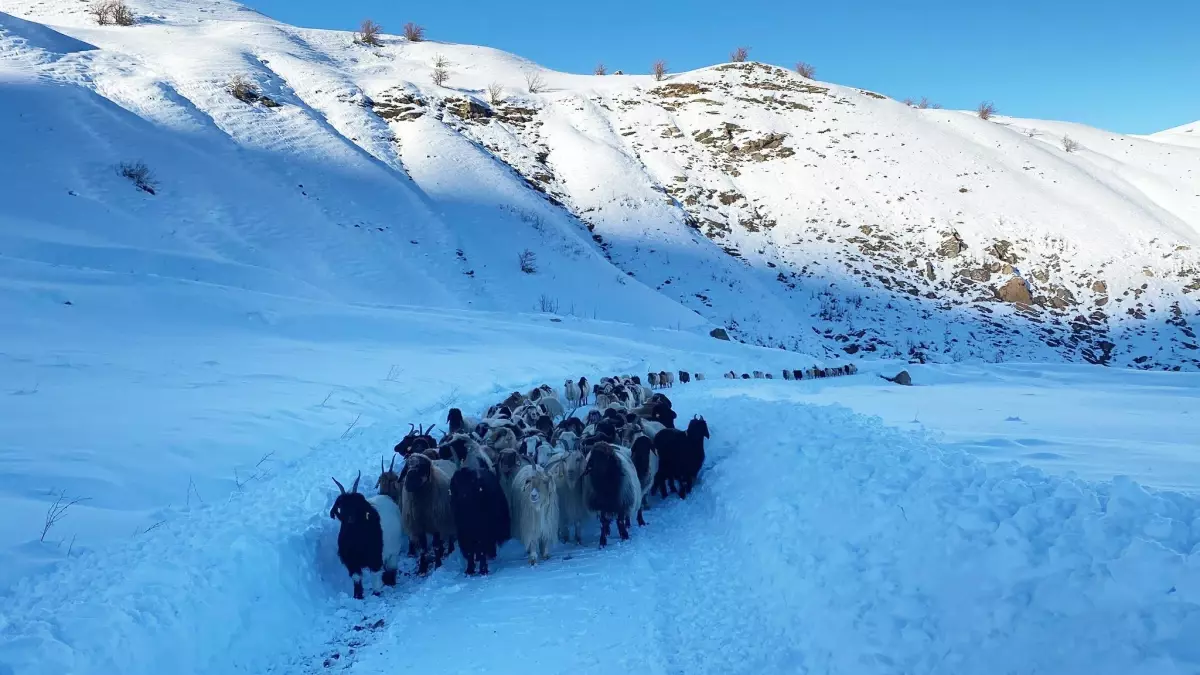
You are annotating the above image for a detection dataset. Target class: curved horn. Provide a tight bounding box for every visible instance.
[389,454,397,472]
[332,476,346,494]
[350,470,362,493]
[407,423,416,436]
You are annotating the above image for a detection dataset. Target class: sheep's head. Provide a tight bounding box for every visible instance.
[687,415,710,440]
[330,471,368,522]
[447,408,465,431]
[404,454,433,492]
[498,448,521,473]
[585,409,602,426]
[631,436,654,481]
[582,442,620,484]
[631,375,642,385]
[535,414,554,438]
[652,403,677,429]
[595,420,617,441]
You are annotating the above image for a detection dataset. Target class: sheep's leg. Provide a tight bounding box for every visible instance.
[527,542,538,565]
[406,540,418,558]
[479,553,489,576]
[637,507,647,527]
[432,534,445,569]
[668,479,679,495]
[598,514,610,547]
[382,567,397,587]
[617,514,631,541]
[350,571,365,600]
[447,536,456,555]
[415,534,430,576]
[465,552,476,576]
[574,522,583,544]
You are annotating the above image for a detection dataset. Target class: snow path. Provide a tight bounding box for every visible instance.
[314,384,1200,675]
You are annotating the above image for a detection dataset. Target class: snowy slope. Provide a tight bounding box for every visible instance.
[1151,120,1200,148]
[2,0,1200,368]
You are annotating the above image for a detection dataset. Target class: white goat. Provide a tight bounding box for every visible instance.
[511,463,560,565]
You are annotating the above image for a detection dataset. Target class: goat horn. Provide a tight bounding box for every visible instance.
[381,456,386,474]
[332,476,346,494]
[407,423,415,435]
[350,470,361,494]
[389,455,396,472]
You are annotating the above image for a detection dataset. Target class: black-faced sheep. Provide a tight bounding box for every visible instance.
[546,449,588,544]
[753,370,764,379]
[449,466,510,575]
[581,442,641,546]
[782,370,794,381]
[695,373,705,381]
[846,363,858,375]
[446,408,478,436]
[330,472,404,599]
[511,461,559,564]
[446,434,494,473]
[647,372,659,388]
[401,454,457,575]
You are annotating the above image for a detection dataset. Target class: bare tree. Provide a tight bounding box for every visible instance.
[1062,135,1081,153]
[518,249,537,274]
[91,0,134,25]
[403,22,425,42]
[916,96,941,110]
[111,1,135,25]
[524,70,546,93]
[902,97,915,107]
[594,62,607,76]
[431,55,449,86]
[357,19,383,46]
[976,100,997,120]
[487,82,505,105]
[227,74,260,102]
[794,61,815,78]
[652,60,668,81]
[730,46,750,63]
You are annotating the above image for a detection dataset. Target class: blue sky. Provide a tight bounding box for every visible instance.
[243,0,1197,134]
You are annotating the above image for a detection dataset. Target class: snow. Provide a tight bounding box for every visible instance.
[3,1,1200,672]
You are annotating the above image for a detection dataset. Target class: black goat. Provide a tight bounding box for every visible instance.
[450,466,510,576]
[330,471,403,599]
[577,377,589,404]
[581,442,640,546]
[793,369,804,380]
[679,371,691,384]
[653,415,709,500]
[395,423,437,456]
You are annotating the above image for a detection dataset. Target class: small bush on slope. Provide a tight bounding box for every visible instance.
[730,47,750,63]
[357,19,383,47]
[977,101,997,120]
[403,22,425,42]
[117,161,157,194]
[794,61,815,78]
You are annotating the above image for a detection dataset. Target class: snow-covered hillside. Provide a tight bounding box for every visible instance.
[3,0,1200,369]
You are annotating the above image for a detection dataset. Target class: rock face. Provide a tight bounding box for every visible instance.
[996,277,1033,304]
[937,231,966,258]
[709,327,731,341]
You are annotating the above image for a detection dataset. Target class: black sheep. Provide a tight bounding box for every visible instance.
[678,416,709,498]
[679,371,691,384]
[450,467,511,575]
[741,373,750,379]
[577,377,589,404]
[581,442,639,546]
[793,369,804,380]
[649,392,673,410]
[535,414,554,438]
[650,402,677,429]
[447,408,468,435]
[630,435,657,526]
[557,416,584,436]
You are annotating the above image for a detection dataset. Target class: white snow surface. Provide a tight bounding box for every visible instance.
[3,1,1200,672]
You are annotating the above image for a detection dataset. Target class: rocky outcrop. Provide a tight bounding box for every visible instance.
[996,277,1033,304]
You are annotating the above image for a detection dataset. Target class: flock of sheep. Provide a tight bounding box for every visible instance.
[327,364,856,599]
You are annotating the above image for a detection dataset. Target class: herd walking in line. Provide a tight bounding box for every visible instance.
[328,364,857,599]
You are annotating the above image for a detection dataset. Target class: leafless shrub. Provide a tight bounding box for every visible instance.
[652,60,668,81]
[730,46,750,63]
[518,249,537,274]
[431,54,449,86]
[977,100,997,120]
[89,1,112,24]
[227,74,260,102]
[357,19,383,46]
[902,97,914,106]
[538,294,560,313]
[1063,135,1080,153]
[487,82,505,105]
[794,61,815,78]
[403,22,425,42]
[117,161,157,194]
[594,62,607,76]
[111,1,134,25]
[41,490,90,542]
[524,70,546,93]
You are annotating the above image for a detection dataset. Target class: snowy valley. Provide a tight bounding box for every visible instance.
[2,0,1200,673]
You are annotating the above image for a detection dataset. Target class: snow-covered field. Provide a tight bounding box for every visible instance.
[3,0,1200,672]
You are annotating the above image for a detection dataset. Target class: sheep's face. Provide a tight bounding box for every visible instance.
[535,415,553,437]
[377,471,402,501]
[521,467,553,500]
[687,416,710,440]
[447,408,464,429]
[330,492,372,525]
[498,449,521,474]
[448,437,470,462]
[404,456,432,491]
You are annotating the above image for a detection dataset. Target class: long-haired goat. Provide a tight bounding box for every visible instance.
[511,460,559,565]
[653,415,708,500]
[546,449,588,544]
[581,442,641,546]
[330,472,404,599]
[564,379,582,407]
[401,454,457,575]
[449,466,510,575]
[395,423,438,457]
[446,408,479,436]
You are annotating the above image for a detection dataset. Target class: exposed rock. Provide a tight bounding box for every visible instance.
[1032,269,1050,283]
[987,240,1020,264]
[925,261,936,281]
[709,327,731,341]
[451,98,491,120]
[879,370,912,386]
[937,231,966,258]
[995,277,1033,304]
[1091,280,1108,294]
